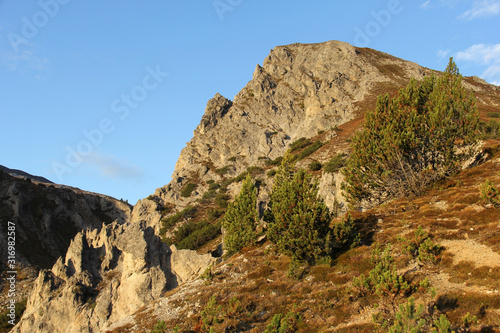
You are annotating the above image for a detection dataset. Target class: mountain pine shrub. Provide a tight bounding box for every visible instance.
[160,205,197,235]
[398,226,442,265]
[264,306,303,333]
[289,137,312,152]
[479,179,500,207]
[323,153,347,173]
[181,182,197,197]
[308,160,322,171]
[330,213,360,252]
[480,119,500,139]
[378,297,454,333]
[265,152,331,263]
[222,174,258,255]
[343,58,479,206]
[215,192,230,208]
[168,220,221,250]
[296,141,323,160]
[201,295,224,331]
[352,244,410,299]
[266,156,284,166]
[152,320,168,333]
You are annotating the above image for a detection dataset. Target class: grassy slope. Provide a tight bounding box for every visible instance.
[109,146,500,333]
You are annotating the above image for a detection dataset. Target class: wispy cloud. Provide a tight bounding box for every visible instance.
[456,44,500,85]
[83,153,144,180]
[0,28,49,76]
[420,0,461,9]
[1,49,49,73]
[420,0,432,9]
[459,0,500,19]
[437,49,451,59]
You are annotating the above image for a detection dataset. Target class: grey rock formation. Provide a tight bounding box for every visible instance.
[0,165,53,184]
[169,245,217,284]
[13,220,215,333]
[133,40,430,229]
[0,171,131,270]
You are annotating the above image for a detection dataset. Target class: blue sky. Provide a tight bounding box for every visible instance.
[1,0,499,204]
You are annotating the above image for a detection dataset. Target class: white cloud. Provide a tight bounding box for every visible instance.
[421,1,432,9]
[482,65,500,85]
[0,33,49,76]
[437,49,451,59]
[456,43,500,85]
[456,44,500,64]
[459,0,500,19]
[420,0,461,9]
[83,153,144,180]
[1,49,49,72]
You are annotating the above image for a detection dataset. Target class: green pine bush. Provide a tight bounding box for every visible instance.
[343,58,479,206]
[222,174,259,255]
[352,244,410,299]
[296,141,323,160]
[330,213,360,251]
[479,179,500,206]
[265,153,331,262]
[264,306,303,333]
[160,205,197,235]
[308,160,322,171]
[323,153,347,173]
[289,137,312,152]
[399,226,442,265]
[180,183,197,197]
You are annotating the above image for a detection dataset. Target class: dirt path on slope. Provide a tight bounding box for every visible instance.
[440,239,500,268]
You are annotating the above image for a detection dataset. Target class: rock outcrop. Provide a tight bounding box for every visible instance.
[13,221,216,333]
[0,170,132,270]
[134,40,432,228]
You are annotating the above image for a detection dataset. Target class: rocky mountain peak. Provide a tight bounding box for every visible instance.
[197,92,233,135]
[137,40,435,230]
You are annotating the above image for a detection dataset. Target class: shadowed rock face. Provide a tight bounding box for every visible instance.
[13,221,216,333]
[0,171,132,270]
[0,165,53,184]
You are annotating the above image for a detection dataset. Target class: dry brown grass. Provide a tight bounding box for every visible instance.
[435,291,500,328]
[117,140,500,333]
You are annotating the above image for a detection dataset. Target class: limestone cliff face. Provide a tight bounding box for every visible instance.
[13,221,216,333]
[136,40,431,230]
[6,169,217,333]
[0,170,132,270]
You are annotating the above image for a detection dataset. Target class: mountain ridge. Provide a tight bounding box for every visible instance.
[5,40,500,332]
[0,165,53,184]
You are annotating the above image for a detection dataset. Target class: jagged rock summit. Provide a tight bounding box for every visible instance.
[12,221,216,333]
[136,40,433,231]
